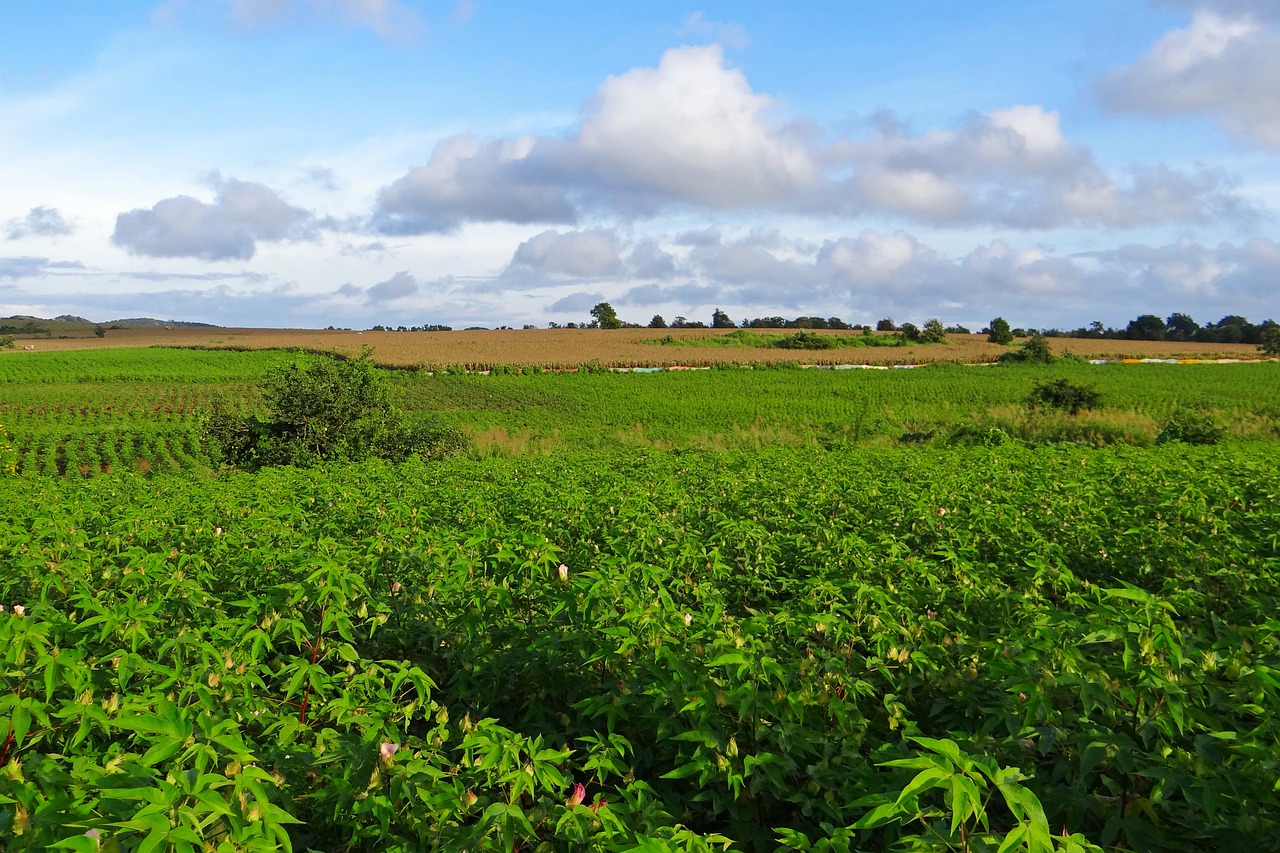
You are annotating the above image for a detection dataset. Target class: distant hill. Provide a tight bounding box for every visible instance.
[104,317,219,328]
[1,315,218,329]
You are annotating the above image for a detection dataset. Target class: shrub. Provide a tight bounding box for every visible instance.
[947,424,1011,446]
[203,350,466,469]
[773,331,836,350]
[1026,378,1102,415]
[998,333,1055,364]
[1157,410,1226,445]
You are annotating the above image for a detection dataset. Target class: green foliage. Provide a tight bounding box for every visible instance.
[987,318,1013,345]
[920,318,947,344]
[2,444,1280,850]
[999,334,1055,364]
[0,335,14,349]
[203,351,465,469]
[711,309,735,329]
[774,331,838,350]
[900,322,922,343]
[1259,323,1280,357]
[1026,378,1102,415]
[1157,410,1226,445]
[591,302,622,329]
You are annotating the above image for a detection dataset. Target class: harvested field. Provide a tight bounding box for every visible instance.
[5,324,1269,367]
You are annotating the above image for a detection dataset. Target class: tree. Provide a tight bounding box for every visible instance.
[1260,322,1280,357]
[920,318,947,343]
[202,350,465,469]
[1165,312,1200,341]
[711,308,735,329]
[876,318,896,332]
[647,314,667,329]
[899,322,921,343]
[987,317,1013,345]
[590,302,622,329]
[93,324,106,338]
[1126,314,1166,341]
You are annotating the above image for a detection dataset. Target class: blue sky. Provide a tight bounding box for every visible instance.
[2,1,1277,330]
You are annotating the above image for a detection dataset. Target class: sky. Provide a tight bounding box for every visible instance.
[2,1,1278,331]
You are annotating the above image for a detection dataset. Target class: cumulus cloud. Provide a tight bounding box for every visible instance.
[112,176,316,261]
[1097,10,1280,148]
[368,270,420,301]
[374,45,1246,232]
[373,45,820,232]
[374,134,576,233]
[509,229,622,278]
[6,207,74,240]
[209,0,425,41]
[547,291,606,313]
[833,105,1249,226]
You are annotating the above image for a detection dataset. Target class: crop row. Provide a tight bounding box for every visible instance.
[6,429,203,476]
[2,443,1277,850]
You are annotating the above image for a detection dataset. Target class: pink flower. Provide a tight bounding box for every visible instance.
[379,742,400,764]
[566,782,586,807]
[390,581,402,593]
[84,829,102,843]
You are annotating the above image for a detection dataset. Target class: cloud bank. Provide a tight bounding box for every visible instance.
[372,45,1249,234]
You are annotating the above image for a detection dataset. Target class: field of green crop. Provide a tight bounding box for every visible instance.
[2,349,1279,852]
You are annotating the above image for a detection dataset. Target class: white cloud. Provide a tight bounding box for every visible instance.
[509,229,622,278]
[374,134,576,233]
[577,45,818,209]
[367,270,419,301]
[834,105,1248,226]
[373,46,1247,232]
[112,176,316,261]
[1097,10,1280,148]
[6,207,75,240]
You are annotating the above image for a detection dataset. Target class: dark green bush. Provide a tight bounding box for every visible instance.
[203,350,466,469]
[1157,410,1226,445]
[773,331,836,350]
[1026,378,1102,415]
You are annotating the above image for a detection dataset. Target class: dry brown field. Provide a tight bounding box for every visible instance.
[5,325,1269,368]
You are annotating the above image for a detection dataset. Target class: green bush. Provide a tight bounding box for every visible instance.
[203,350,466,469]
[998,333,1055,364]
[1157,410,1226,445]
[1026,378,1101,415]
[773,331,837,350]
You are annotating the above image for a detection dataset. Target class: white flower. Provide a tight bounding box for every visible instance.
[683,613,693,626]
[557,563,569,581]
[13,604,24,617]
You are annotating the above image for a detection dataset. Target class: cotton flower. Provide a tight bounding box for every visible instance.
[390,581,402,593]
[557,563,569,581]
[566,782,586,807]
[379,742,400,765]
[683,613,693,626]
[12,605,24,617]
